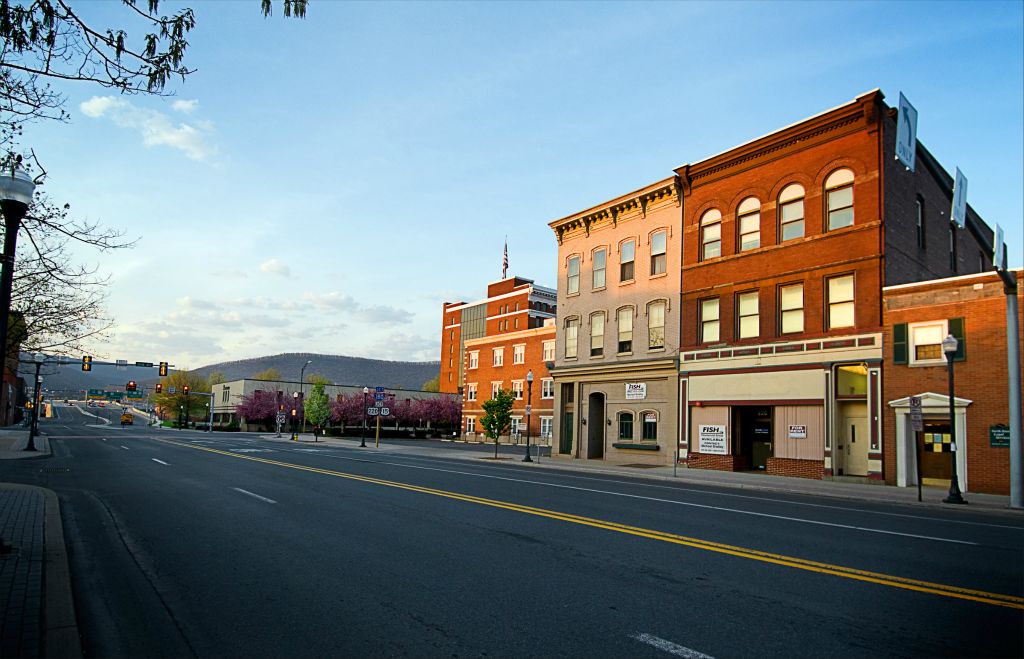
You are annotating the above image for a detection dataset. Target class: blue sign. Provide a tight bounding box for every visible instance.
[374,393,385,401]
[375,386,385,393]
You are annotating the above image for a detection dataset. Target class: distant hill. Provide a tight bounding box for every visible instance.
[193,352,440,391]
[23,352,440,396]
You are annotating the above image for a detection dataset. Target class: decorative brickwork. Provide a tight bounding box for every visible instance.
[687,453,749,471]
[766,457,824,480]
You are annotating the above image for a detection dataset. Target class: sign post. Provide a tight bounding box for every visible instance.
[275,412,286,438]
[910,396,923,502]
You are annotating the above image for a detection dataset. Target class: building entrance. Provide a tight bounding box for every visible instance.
[835,402,869,476]
[587,392,605,459]
[734,406,772,470]
[916,420,952,486]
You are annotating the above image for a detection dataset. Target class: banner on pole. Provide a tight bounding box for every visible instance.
[951,167,968,229]
[895,92,918,171]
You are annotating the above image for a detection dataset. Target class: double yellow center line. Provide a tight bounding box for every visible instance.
[157,438,1024,610]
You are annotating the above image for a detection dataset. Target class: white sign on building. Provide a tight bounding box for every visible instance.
[698,424,728,455]
[895,92,918,172]
[788,425,807,439]
[625,383,647,400]
[951,167,968,229]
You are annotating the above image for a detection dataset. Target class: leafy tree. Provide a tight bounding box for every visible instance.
[306,373,330,386]
[151,368,209,425]
[236,389,297,429]
[251,367,281,381]
[207,371,226,385]
[304,382,329,436]
[330,392,363,427]
[421,375,440,392]
[481,389,514,458]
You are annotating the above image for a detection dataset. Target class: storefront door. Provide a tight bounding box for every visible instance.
[839,402,869,476]
[917,421,952,486]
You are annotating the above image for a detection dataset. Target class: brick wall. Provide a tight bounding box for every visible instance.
[439,303,462,394]
[766,457,824,479]
[882,272,1024,494]
[687,453,749,471]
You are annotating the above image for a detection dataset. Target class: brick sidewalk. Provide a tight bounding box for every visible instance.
[0,485,45,657]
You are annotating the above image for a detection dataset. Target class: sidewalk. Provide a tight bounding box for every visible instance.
[0,430,79,658]
[259,432,1019,514]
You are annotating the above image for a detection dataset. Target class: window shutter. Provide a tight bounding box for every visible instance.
[948,317,966,361]
[893,323,908,365]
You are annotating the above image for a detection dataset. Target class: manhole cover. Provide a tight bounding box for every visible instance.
[40,467,70,473]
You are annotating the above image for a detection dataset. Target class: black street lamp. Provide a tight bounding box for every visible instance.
[360,386,369,447]
[292,390,300,441]
[300,359,312,433]
[0,168,36,412]
[25,352,43,451]
[942,334,966,504]
[523,370,534,462]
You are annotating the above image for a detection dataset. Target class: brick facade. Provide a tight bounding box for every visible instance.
[766,457,825,480]
[688,453,748,471]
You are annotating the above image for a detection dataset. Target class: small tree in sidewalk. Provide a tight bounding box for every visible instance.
[305,383,330,437]
[481,389,515,459]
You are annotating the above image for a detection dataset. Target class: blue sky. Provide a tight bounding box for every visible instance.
[21,0,1024,369]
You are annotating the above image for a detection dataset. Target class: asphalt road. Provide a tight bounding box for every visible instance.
[2,403,1022,658]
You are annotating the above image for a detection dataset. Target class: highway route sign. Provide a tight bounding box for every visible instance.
[374,393,385,402]
[375,386,385,393]
[380,408,390,416]
[367,407,380,416]
[168,386,177,394]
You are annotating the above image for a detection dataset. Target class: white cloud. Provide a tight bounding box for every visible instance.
[78,95,216,160]
[172,99,199,114]
[259,259,291,277]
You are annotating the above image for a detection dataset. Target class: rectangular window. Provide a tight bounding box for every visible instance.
[702,221,721,260]
[542,340,555,362]
[916,197,926,249]
[910,321,947,364]
[491,382,501,399]
[467,383,478,401]
[541,379,554,399]
[593,248,606,289]
[620,240,635,282]
[510,417,522,435]
[513,344,525,364]
[648,301,665,349]
[468,351,479,369]
[466,417,476,433]
[737,291,759,339]
[827,275,855,329]
[492,348,503,366]
[779,284,804,334]
[780,198,804,241]
[739,210,760,251]
[827,185,854,230]
[590,313,604,357]
[618,413,633,440]
[512,380,524,400]
[565,319,579,359]
[650,230,667,275]
[540,417,552,438]
[617,307,633,353]
[700,298,720,343]
[567,255,580,294]
[642,413,657,441]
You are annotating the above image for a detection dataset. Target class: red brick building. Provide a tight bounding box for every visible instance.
[883,271,1023,495]
[676,90,993,481]
[461,321,556,444]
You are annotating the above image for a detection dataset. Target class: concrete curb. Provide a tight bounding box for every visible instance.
[40,487,81,659]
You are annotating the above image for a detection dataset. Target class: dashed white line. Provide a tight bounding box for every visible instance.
[232,487,276,504]
[151,458,169,465]
[120,445,129,450]
[632,633,713,658]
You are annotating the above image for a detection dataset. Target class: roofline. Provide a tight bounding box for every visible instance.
[883,269,1022,292]
[445,281,557,313]
[463,324,556,347]
[548,176,679,231]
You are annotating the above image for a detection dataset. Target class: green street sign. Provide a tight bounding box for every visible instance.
[990,425,1010,448]
[87,389,105,399]
[126,391,145,400]
[105,391,124,401]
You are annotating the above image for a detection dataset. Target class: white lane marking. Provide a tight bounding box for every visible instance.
[232,487,276,504]
[151,458,169,465]
[632,633,713,658]
[120,445,130,450]
[229,448,275,453]
[345,451,1023,531]
[101,438,107,442]
[310,453,979,546]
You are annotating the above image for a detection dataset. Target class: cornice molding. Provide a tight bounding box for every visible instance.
[549,177,681,245]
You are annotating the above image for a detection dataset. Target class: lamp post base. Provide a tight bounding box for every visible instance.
[943,491,967,504]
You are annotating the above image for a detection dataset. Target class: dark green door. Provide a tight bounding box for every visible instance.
[560,412,573,454]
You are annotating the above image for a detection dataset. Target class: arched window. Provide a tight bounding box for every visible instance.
[641,411,658,441]
[825,169,855,230]
[779,184,805,241]
[737,197,760,251]
[700,209,722,260]
[618,412,634,440]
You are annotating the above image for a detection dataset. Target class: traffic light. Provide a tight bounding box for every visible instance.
[183,385,190,394]
[126,380,137,391]
[82,355,92,372]
[155,383,163,394]
[159,361,168,377]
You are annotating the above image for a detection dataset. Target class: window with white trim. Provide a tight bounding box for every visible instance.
[542,340,555,362]
[492,347,504,366]
[540,416,553,439]
[617,307,633,353]
[779,283,804,334]
[510,417,522,436]
[466,417,476,433]
[620,240,635,282]
[737,291,759,339]
[567,255,580,294]
[648,301,665,349]
[512,380,524,400]
[650,230,667,275]
[491,382,501,399]
[779,183,805,241]
[825,169,854,231]
[641,412,658,441]
[468,351,479,369]
[737,197,760,251]
[593,248,606,289]
[541,379,554,399]
[910,320,948,364]
[590,312,604,357]
[512,344,525,364]
[700,297,720,343]
[565,318,579,359]
[827,275,855,329]
[701,209,722,260]
[466,383,477,401]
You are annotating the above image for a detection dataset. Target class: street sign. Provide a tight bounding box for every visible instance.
[374,393,385,402]
[909,396,924,433]
[994,224,1005,270]
[950,167,968,229]
[116,359,128,371]
[525,404,532,414]
[375,386,385,393]
[895,92,918,172]
[276,413,286,425]
[168,386,177,394]
[380,407,390,416]
[367,407,380,416]
[135,361,153,368]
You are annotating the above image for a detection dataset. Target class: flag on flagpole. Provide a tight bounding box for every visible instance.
[502,238,508,279]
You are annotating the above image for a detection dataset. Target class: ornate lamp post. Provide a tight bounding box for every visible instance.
[25,352,43,451]
[942,333,966,504]
[299,359,312,432]
[360,386,369,447]
[292,390,300,441]
[0,169,36,416]
[523,370,534,462]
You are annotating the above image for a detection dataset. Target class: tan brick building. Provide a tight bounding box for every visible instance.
[461,321,556,444]
[549,177,683,467]
[677,90,993,481]
[883,271,1023,495]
